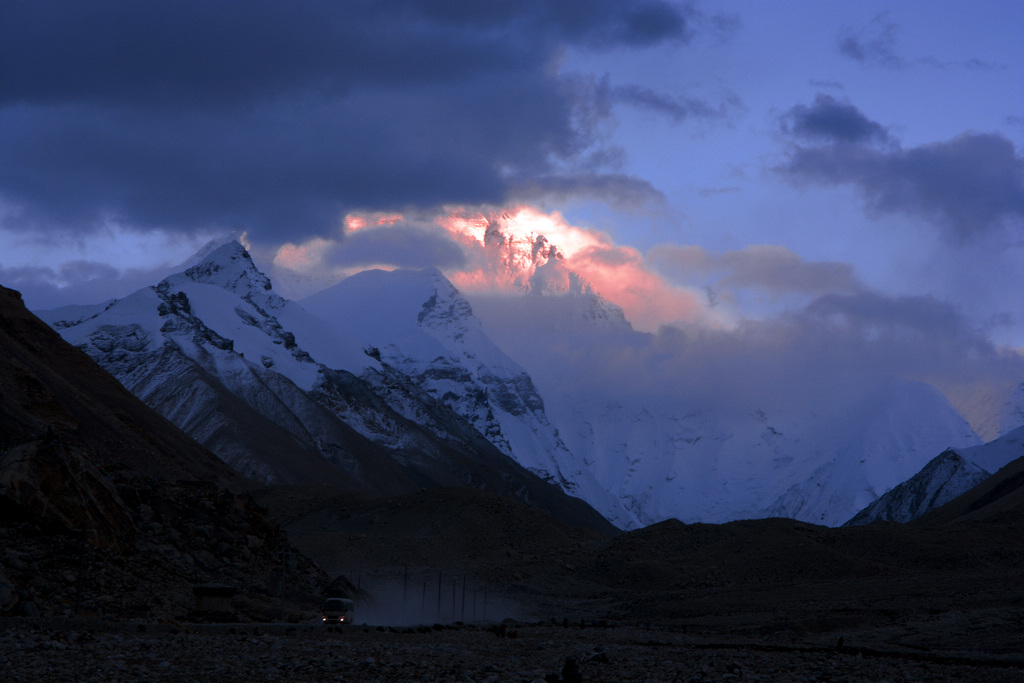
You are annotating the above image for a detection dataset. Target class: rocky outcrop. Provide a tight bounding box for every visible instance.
[0,439,134,554]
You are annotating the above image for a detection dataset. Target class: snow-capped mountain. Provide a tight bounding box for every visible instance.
[844,424,1024,525]
[486,221,593,296]
[39,240,615,533]
[555,373,979,527]
[300,267,633,527]
[38,229,996,531]
[462,224,983,528]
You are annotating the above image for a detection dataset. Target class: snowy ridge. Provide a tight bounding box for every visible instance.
[844,425,1024,525]
[955,423,1024,475]
[844,450,991,526]
[540,380,979,527]
[174,240,285,313]
[301,268,634,527]
[42,239,616,533]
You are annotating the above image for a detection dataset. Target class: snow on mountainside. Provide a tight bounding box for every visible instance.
[844,425,1024,525]
[945,379,1024,443]
[954,423,1024,475]
[999,382,1024,436]
[465,241,981,528]
[40,241,617,534]
[43,244,397,486]
[300,268,633,527]
[843,451,991,526]
[37,230,997,531]
[764,381,981,526]
[557,374,977,527]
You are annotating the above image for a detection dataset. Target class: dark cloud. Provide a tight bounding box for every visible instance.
[837,14,904,68]
[782,94,889,145]
[779,95,1024,242]
[719,247,858,295]
[585,73,741,125]
[781,130,1024,242]
[647,244,860,297]
[610,84,739,123]
[327,224,466,270]
[803,291,975,345]
[0,1,689,109]
[511,172,665,209]
[0,260,177,311]
[472,285,1024,422]
[0,0,692,242]
[837,13,1006,73]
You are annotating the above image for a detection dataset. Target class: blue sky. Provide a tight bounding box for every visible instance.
[556,1,1022,341]
[1,0,1021,359]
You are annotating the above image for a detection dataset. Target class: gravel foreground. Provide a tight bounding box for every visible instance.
[2,618,1023,682]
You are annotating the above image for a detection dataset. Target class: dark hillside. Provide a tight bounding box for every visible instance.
[0,285,325,620]
[0,285,235,486]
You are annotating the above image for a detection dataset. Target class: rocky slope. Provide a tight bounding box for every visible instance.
[0,284,326,621]
[4,619,1022,682]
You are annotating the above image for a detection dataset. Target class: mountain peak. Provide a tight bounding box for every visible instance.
[469,217,593,297]
[180,234,246,267]
[175,238,283,311]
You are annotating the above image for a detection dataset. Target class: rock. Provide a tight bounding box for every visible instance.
[561,656,582,683]
[0,581,18,611]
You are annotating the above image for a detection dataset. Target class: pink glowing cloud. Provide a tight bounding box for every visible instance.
[345,212,405,232]
[273,204,843,333]
[570,244,711,331]
[436,205,721,331]
[344,216,367,231]
[274,237,333,270]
